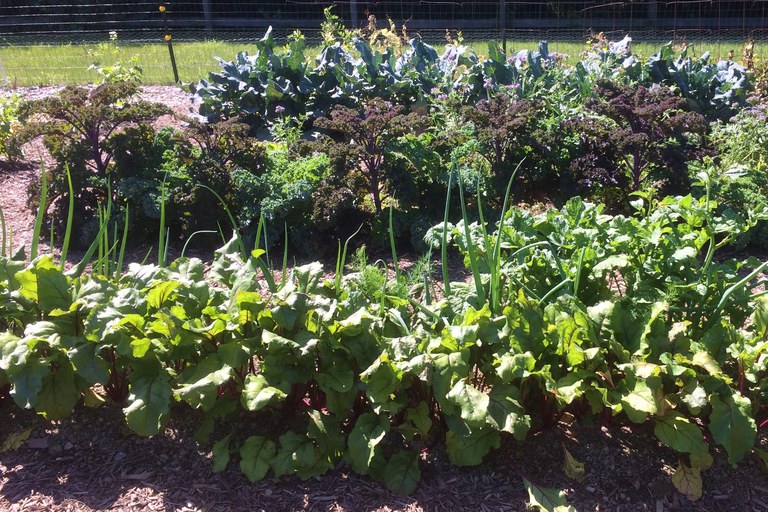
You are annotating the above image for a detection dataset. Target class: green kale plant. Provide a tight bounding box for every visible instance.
[231,144,329,252]
[151,118,266,241]
[708,108,768,249]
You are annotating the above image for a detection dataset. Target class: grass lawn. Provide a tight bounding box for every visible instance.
[0,37,762,86]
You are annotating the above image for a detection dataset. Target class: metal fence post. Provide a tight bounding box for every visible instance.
[350,0,358,29]
[499,0,506,53]
[201,0,213,31]
[160,4,179,83]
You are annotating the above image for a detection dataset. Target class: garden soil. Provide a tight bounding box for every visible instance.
[1,85,767,512]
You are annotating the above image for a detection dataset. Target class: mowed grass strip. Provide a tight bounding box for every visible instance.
[0,38,761,86]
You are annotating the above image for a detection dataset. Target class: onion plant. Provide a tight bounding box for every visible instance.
[29,162,47,261]
[0,207,9,258]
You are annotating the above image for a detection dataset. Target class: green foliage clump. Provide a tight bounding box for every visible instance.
[560,79,708,209]
[0,94,22,162]
[232,144,329,251]
[87,31,143,84]
[1,182,767,504]
[113,123,242,242]
[191,28,309,132]
[15,83,169,245]
[709,108,768,249]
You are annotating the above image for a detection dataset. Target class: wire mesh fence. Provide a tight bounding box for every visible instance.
[0,1,766,85]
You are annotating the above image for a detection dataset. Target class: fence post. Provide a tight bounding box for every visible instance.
[201,0,213,31]
[350,0,358,29]
[499,0,506,53]
[160,4,180,83]
[648,0,657,25]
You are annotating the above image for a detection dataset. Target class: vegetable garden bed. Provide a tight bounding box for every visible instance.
[2,21,768,511]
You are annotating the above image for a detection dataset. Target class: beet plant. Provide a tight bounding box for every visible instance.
[2,182,767,503]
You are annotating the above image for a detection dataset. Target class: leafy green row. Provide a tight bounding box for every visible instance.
[193,26,750,134]
[1,183,767,501]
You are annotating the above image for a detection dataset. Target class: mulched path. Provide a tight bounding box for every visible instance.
[3,396,767,511]
[2,84,768,511]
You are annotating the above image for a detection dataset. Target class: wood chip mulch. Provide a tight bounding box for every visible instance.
[2,397,768,512]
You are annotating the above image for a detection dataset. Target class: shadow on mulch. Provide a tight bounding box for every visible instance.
[2,390,766,512]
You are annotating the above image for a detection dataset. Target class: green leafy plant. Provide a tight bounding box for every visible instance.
[1,180,767,501]
[193,27,451,133]
[708,108,768,249]
[0,94,22,161]
[113,118,263,247]
[87,31,143,84]
[645,43,749,120]
[15,83,168,245]
[231,143,329,251]
[560,79,708,209]
[191,28,309,132]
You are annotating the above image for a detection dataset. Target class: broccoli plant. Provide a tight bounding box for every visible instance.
[313,98,425,214]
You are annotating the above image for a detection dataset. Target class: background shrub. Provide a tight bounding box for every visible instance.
[0,95,22,162]
[709,108,768,249]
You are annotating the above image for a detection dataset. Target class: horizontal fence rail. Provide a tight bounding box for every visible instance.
[0,1,766,40]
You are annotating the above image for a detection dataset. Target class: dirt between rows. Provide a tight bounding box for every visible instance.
[1,85,768,512]
[2,398,767,512]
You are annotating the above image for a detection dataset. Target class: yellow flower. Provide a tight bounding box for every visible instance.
[158,5,166,13]
[164,34,172,42]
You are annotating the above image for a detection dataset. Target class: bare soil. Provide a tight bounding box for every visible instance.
[1,85,768,512]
